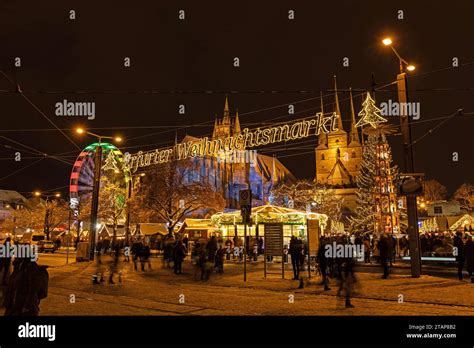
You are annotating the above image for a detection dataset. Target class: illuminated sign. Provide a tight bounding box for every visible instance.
[125,112,340,173]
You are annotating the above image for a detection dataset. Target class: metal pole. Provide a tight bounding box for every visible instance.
[307,219,311,279]
[89,143,103,261]
[397,72,422,278]
[67,209,71,264]
[125,176,132,248]
[244,221,247,282]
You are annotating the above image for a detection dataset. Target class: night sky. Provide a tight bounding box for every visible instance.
[0,0,473,197]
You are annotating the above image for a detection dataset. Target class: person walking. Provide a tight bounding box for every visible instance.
[289,236,301,280]
[131,238,143,271]
[464,234,474,283]
[454,231,465,280]
[173,240,186,274]
[377,234,390,279]
[216,246,225,273]
[363,237,371,264]
[109,244,122,284]
[140,241,151,271]
[206,236,218,266]
[0,237,12,285]
[317,237,331,291]
[337,253,356,309]
[3,257,49,316]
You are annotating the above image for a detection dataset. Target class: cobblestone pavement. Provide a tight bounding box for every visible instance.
[3,256,473,316]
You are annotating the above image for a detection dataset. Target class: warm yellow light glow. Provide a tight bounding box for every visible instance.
[34,191,41,196]
[55,193,61,198]
[420,203,426,208]
[140,173,146,177]
[115,137,122,142]
[114,170,120,174]
[382,38,392,46]
[76,128,84,134]
[406,65,416,71]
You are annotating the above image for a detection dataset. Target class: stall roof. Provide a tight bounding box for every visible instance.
[138,223,169,236]
[211,204,328,227]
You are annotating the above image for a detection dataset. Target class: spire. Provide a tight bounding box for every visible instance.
[333,75,344,131]
[317,91,327,147]
[223,96,230,124]
[234,108,241,134]
[272,155,278,184]
[212,116,218,138]
[349,87,360,144]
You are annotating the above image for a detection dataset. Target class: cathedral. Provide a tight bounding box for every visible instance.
[182,98,294,210]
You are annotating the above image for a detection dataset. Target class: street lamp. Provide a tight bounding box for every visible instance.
[382,37,416,73]
[382,37,422,278]
[34,191,61,240]
[75,127,123,261]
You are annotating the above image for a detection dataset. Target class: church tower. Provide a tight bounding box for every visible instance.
[212,97,241,138]
[315,78,362,186]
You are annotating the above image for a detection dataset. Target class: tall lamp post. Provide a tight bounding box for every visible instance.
[382,37,422,278]
[34,191,61,241]
[75,128,122,261]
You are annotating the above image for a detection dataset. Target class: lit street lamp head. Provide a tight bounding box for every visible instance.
[406,65,416,71]
[382,38,392,46]
[76,128,84,134]
[114,136,123,143]
[34,191,41,196]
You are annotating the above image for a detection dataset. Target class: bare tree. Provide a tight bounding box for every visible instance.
[423,179,447,202]
[270,180,345,223]
[453,183,474,212]
[99,182,127,243]
[13,200,68,240]
[130,161,226,235]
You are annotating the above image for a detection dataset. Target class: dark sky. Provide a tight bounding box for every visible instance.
[0,0,473,197]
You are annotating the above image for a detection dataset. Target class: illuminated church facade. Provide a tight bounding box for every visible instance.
[182,98,295,210]
[182,78,363,213]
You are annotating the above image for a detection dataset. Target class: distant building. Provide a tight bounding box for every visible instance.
[427,200,461,217]
[0,189,27,221]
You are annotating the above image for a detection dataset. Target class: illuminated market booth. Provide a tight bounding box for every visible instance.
[210,204,328,246]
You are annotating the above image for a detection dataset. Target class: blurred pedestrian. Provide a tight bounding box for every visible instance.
[317,237,331,291]
[378,234,390,279]
[140,241,151,271]
[3,257,49,316]
[363,237,371,264]
[0,237,12,285]
[109,244,122,284]
[173,240,186,274]
[206,236,218,265]
[464,234,474,283]
[216,246,225,273]
[131,238,143,271]
[289,236,301,280]
[454,231,465,280]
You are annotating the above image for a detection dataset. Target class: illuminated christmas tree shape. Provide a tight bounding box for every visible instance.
[356,92,388,129]
[102,151,120,172]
